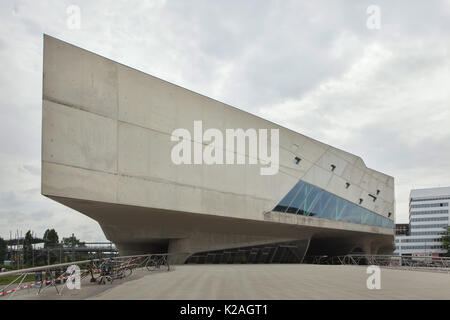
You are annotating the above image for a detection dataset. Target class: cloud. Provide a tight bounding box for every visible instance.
[259,33,450,221]
[22,164,40,176]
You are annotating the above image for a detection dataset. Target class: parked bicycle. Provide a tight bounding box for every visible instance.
[86,258,133,284]
[146,255,170,272]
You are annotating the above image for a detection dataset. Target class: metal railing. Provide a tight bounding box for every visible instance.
[0,253,183,298]
[333,254,450,273]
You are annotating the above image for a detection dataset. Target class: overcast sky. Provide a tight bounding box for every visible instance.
[1,0,450,241]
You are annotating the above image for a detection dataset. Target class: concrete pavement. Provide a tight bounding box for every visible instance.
[89,264,450,300]
[4,264,448,300]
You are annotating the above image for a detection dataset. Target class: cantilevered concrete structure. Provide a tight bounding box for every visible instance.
[41,35,395,263]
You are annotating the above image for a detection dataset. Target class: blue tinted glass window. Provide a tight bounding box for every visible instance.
[287,183,312,214]
[273,180,393,228]
[321,195,337,220]
[341,202,360,224]
[301,187,322,216]
[309,191,332,218]
[360,210,370,225]
[274,180,305,212]
[375,215,382,226]
[335,198,350,221]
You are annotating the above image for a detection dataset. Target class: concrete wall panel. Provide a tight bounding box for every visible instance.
[341,165,364,186]
[117,175,202,213]
[118,122,181,183]
[42,162,117,203]
[42,100,117,173]
[43,35,118,119]
[301,165,333,190]
[329,147,357,165]
[316,150,349,176]
[326,174,352,200]
[118,65,177,133]
[298,139,328,164]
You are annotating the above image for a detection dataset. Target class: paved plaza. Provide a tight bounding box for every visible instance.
[4,264,449,300]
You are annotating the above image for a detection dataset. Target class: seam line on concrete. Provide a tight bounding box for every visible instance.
[43,97,310,180]
[42,98,393,214]
[42,160,273,203]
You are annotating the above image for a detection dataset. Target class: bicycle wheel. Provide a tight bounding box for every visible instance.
[122,267,132,277]
[114,268,125,279]
[159,262,169,271]
[146,260,158,271]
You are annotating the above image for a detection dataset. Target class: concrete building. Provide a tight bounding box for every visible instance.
[395,187,450,256]
[41,35,395,263]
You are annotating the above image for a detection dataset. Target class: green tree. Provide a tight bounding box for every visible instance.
[441,226,450,257]
[61,234,86,262]
[0,237,7,264]
[43,229,59,248]
[23,230,34,266]
[62,234,85,248]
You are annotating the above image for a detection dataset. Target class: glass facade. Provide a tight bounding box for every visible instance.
[409,224,448,229]
[273,180,394,228]
[411,196,450,202]
[410,231,444,236]
[396,245,443,250]
[410,209,448,216]
[410,203,448,209]
[410,217,448,222]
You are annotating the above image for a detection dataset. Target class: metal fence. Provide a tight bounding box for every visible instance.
[332,254,450,273]
[0,253,182,298]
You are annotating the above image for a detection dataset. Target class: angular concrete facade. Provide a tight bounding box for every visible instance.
[41,35,395,262]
